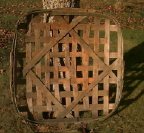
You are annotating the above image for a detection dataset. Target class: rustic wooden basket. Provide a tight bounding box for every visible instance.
[10,8,123,124]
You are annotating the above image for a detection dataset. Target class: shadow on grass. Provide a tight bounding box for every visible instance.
[116,41,144,114]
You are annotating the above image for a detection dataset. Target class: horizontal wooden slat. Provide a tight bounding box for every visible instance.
[42,77,116,84]
[26,90,109,99]
[33,103,114,112]
[31,22,117,32]
[17,52,118,58]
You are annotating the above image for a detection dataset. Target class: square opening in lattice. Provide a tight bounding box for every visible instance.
[62,97,66,105]
[49,58,54,66]
[50,72,54,78]
[59,84,65,91]
[78,84,83,91]
[110,31,118,52]
[98,83,104,90]
[76,71,83,78]
[76,57,82,65]
[88,71,93,77]
[109,83,117,103]
[78,30,83,37]
[32,86,36,92]
[98,96,104,104]
[99,31,105,38]
[59,58,65,66]
[89,96,92,104]
[77,44,82,52]
[71,97,74,102]
[89,30,94,38]
[50,84,54,91]
[69,43,72,52]
[58,43,64,52]
[59,71,65,78]
[99,44,104,52]
[42,112,49,119]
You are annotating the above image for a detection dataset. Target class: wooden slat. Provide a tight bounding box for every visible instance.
[83,24,90,110]
[26,90,109,100]
[34,29,43,119]
[33,103,114,112]
[92,17,100,117]
[103,19,110,115]
[53,29,61,105]
[44,29,53,112]
[64,40,71,109]
[71,31,79,117]
[43,77,116,84]
[31,51,118,58]
[32,23,118,32]
[32,52,118,59]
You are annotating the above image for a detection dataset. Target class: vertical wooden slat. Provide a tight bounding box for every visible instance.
[82,25,90,109]
[92,18,100,117]
[44,29,53,112]
[64,41,71,108]
[53,29,60,117]
[71,36,79,117]
[34,29,43,119]
[103,19,110,115]
[63,16,71,111]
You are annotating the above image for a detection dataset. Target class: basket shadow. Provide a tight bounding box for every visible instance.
[116,41,144,114]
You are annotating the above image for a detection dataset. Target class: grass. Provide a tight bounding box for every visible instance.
[0,0,144,132]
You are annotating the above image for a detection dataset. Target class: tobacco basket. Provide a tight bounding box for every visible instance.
[10,8,124,124]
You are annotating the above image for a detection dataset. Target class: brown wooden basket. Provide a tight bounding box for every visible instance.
[10,8,123,124]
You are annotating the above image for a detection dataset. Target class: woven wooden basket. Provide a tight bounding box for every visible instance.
[10,8,123,124]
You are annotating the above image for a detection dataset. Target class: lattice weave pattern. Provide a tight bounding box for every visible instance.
[22,12,122,121]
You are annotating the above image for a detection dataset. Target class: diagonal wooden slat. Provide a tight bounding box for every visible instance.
[23,16,86,76]
[57,59,119,118]
[28,70,73,118]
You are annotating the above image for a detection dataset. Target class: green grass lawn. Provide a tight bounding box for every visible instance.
[0,0,144,132]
